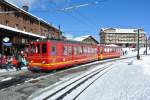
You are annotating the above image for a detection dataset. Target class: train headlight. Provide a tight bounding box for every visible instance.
[42,61,46,64]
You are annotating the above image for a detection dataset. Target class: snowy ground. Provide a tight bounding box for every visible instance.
[0,67,27,75]
[29,55,150,100]
[75,56,150,100]
[122,47,150,57]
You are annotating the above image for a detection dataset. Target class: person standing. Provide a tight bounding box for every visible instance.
[16,54,22,71]
[1,55,8,70]
[7,56,13,70]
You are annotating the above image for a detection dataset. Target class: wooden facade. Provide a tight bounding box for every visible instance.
[0,0,62,55]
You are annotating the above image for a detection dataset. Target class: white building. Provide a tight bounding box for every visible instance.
[100,28,146,47]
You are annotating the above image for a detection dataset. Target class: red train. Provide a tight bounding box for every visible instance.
[28,39,122,71]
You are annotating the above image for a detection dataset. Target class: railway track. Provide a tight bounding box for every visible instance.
[0,56,136,91]
[0,72,48,90]
[36,62,113,100]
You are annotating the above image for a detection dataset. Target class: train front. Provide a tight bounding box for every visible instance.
[28,41,56,71]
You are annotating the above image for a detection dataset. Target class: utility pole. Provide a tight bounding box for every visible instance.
[58,25,61,40]
[146,35,148,55]
[137,29,140,60]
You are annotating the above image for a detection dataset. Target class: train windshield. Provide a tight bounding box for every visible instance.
[31,44,35,54]
[42,44,47,53]
[35,44,40,54]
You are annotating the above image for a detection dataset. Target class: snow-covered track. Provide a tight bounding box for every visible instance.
[0,72,48,90]
[42,63,113,100]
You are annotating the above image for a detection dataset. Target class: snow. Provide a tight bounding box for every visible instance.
[101,28,146,34]
[28,62,113,100]
[122,47,150,57]
[1,77,13,82]
[0,67,27,75]
[74,35,91,41]
[75,56,150,100]
[0,24,46,38]
[29,55,150,100]
[106,44,119,47]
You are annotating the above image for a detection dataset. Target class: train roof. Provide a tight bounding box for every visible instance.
[31,39,121,48]
[32,38,98,46]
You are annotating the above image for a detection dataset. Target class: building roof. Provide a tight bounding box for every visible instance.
[101,28,146,34]
[74,35,91,41]
[74,35,99,44]
[0,24,46,38]
[1,0,59,32]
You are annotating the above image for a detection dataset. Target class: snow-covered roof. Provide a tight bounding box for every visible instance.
[0,24,46,38]
[101,28,146,34]
[74,35,91,41]
[2,0,59,31]
[106,44,120,47]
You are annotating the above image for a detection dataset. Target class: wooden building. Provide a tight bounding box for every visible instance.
[0,0,62,55]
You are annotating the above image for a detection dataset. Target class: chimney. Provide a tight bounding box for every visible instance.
[22,5,29,12]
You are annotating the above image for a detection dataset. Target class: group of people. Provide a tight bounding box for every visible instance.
[0,51,28,71]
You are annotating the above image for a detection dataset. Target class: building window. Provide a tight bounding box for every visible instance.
[15,24,19,29]
[30,19,34,24]
[5,20,9,26]
[23,27,26,31]
[15,13,20,18]
[30,29,33,33]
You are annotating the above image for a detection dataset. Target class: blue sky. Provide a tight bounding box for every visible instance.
[7,0,150,41]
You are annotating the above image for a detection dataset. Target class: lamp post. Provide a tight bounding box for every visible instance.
[137,29,140,60]
[146,35,148,55]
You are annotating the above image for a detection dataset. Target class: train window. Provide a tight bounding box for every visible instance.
[107,48,109,53]
[110,48,112,52]
[74,47,77,55]
[95,48,98,54]
[68,46,72,55]
[64,46,68,55]
[113,48,115,52]
[83,47,86,54]
[83,47,85,54]
[88,47,90,53]
[36,44,40,54]
[100,48,103,54]
[78,46,82,54]
[31,44,35,54]
[51,45,56,55]
[42,44,47,53]
[104,48,107,53]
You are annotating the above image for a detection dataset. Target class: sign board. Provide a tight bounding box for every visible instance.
[3,37,10,42]
[3,43,12,46]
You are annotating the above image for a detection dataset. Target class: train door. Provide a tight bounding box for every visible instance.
[100,46,103,60]
[41,42,48,64]
[63,44,73,66]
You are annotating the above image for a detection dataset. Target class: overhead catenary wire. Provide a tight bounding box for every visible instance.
[42,0,108,35]
[59,0,108,11]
